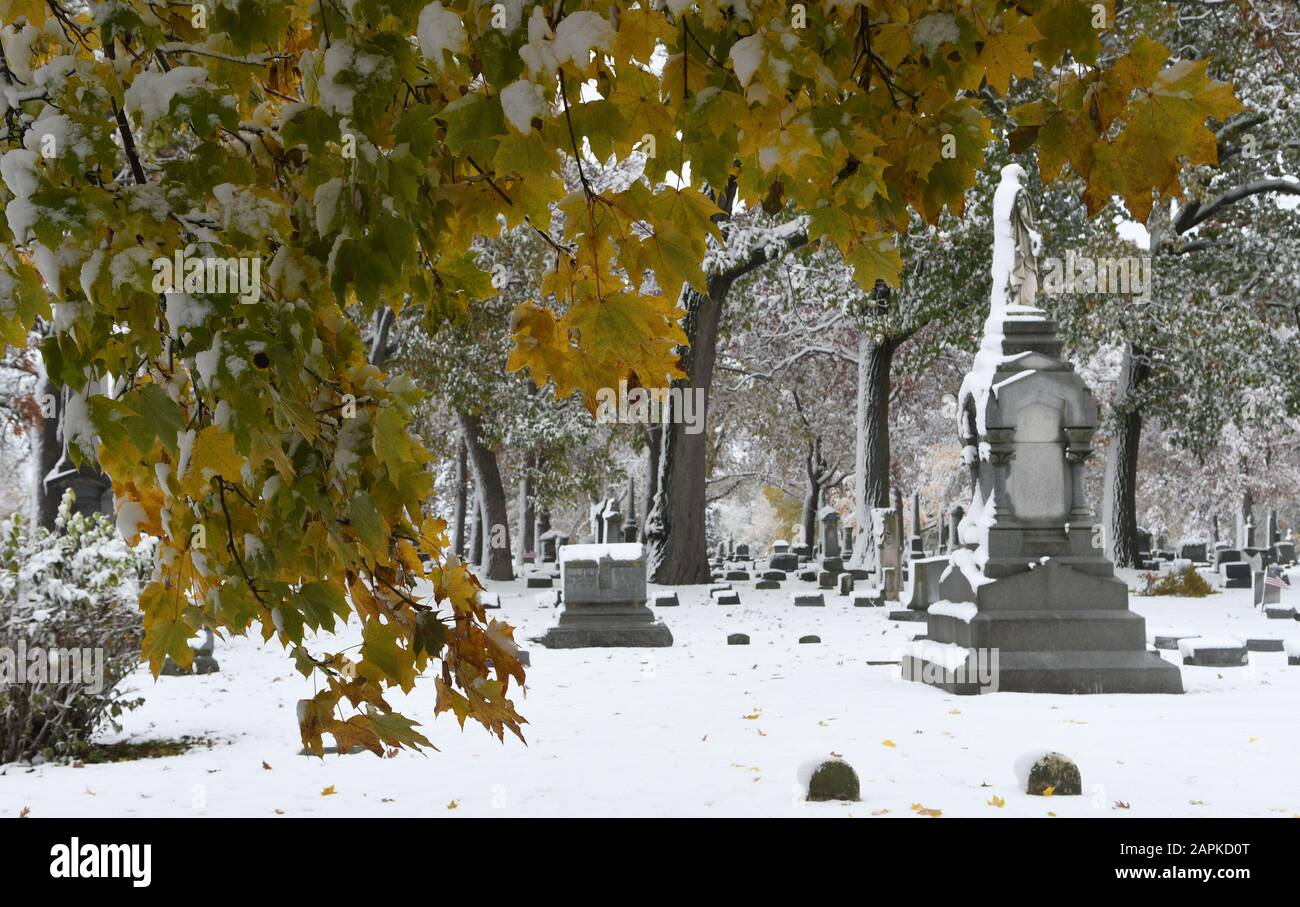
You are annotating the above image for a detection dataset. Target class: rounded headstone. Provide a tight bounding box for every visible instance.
[806,760,860,802]
[727,633,750,645]
[799,634,821,644]
[1026,752,1082,796]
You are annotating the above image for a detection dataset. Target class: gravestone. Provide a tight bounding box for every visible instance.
[875,506,903,601]
[948,504,965,553]
[819,508,842,561]
[735,543,750,558]
[715,590,740,605]
[622,477,638,543]
[539,529,569,563]
[769,552,799,572]
[652,592,679,608]
[902,164,1181,695]
[526,575,553,588]
[727,633,749,645]
[1179,637,1248,667]
[1221,562,1251,589]
[902,556,947,613]
[840,524,854,557]
[937,508,947,555]
[793,592,825,607]
[907,493,926,558]
[817,571,835,589]
[1267,509,1280,546]
[602,507,622,545]
[1286,639,1300,666]
[1176,541,1207,563]
[1271,541,1296,565]
[539,543,672,648]
[853,592,883,607]
[772,539,790,554]
[799,635,820,644]
[838,573,854,595]
[755,579,780,590]
[725,569,750,581]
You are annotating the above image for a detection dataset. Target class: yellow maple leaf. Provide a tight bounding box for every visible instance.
[882,739,896,747]
[321,785,336,796]
[987,796,1006,808]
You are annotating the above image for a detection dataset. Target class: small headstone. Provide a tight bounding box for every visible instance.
[755,580,780,590]
[1285,639,1300,666]
[652,592,680,607]
[1177,541,1207,562]
[735,544,750,558]
[1152,632,1198,651]
[853,593,883,607]
[727,633,750,646]
[1264,605,1296,620]
[769,552,800,572]
[1179,637,1248,667]
[715,591,741,606]
[887,609,927,622]
[1245,638,1284,652]
[1025,753,1082,796]
[798,569,817,582]
[806,760,859,802]
[772,540,790,554]
[761,570,787,581]
[518,649,531,667]
[526,576,554,588]
[838,574,854,595]
[793,592,825,607]
[817,571,834,589]
[1220,562,1251,589]
[725,570,751,581]
[799,635,821,644]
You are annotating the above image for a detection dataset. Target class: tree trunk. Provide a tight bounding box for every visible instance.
[515,452,535,563]
[642,425,661,540]
[849,334,896,566]
[457,410,513,580]
[645,281,726,585]
[35,377,63,530]
[451,434,468,558]
[1102,344,1149,568]
[468,501,482,566]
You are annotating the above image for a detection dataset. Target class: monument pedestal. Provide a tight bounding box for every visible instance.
[540,601,673,648]
[539,543,672,649]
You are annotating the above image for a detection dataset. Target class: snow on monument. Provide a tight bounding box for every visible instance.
[902,166,1183,694]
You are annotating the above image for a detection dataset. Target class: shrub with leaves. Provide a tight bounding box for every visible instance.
[0,493,152,765]
[1138,566,1216,598]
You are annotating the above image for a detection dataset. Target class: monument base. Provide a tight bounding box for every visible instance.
[903,649,1183,695]
[539,602,673,648]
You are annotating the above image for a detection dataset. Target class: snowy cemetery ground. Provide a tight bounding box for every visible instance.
[2,567,1298,819]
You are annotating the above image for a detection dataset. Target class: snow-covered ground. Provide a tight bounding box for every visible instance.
[3,567,1298,818]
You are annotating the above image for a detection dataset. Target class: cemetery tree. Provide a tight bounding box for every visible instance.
[0,2,1241,741]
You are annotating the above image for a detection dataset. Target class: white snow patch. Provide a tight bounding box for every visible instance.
[1178,636,1245,657]
[559,542,644,563]
[929,600,978,623]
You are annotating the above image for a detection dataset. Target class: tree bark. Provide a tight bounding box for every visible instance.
[457,410,513,580]
[35,377,63,530]
[642,424,661,540]
[645,282,725,584]
[451,434,468,558]
[515,452,535,563]
[1102,344,1149,568]
[849,334,896,566]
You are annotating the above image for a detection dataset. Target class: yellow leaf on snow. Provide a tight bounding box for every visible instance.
[321,786,336,796]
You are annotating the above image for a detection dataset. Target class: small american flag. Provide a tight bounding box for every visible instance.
[1264,572,1291,589]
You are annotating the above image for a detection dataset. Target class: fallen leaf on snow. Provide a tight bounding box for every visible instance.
[19,806,30,817]
[262,761,272,770]
[447,800,458,809]
[1114,801,1130,809]
[987,796,1005,808]
[321,786,336,796]
[882,739,896,748]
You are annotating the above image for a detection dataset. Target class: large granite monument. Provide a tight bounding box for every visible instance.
[902,165,1182,695]
[539,543,673,648]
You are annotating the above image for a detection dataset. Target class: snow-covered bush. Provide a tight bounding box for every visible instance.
[1138,566,1215,598]
[0,492,152,764]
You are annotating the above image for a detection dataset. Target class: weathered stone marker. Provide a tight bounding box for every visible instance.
[902,165,1181,695]
[539,543,672,648]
